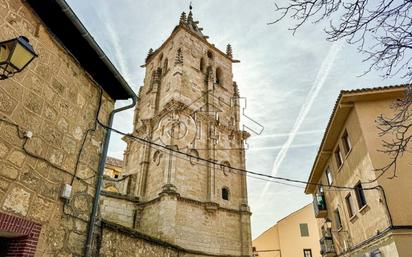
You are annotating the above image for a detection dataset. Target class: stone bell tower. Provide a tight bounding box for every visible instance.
[123,7,252,256]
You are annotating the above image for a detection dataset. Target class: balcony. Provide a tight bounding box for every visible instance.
[320,236,336,257]
[313,193,328,218]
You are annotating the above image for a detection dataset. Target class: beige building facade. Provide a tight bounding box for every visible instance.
[103,156,126,193]
[306,86,412,257]
[253,204,321,257]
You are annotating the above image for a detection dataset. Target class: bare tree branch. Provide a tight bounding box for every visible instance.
[271,0,412,179]
[374,86,412,180]
[270,0,412,79]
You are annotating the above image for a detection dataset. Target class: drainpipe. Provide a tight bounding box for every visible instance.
[84,95,137,257]
[50,1,139,255]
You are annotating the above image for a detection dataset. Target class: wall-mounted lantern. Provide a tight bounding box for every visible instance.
[325,218,332,230]
[0,36,38,80]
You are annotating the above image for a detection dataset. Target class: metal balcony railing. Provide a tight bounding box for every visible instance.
[320,236,336,256]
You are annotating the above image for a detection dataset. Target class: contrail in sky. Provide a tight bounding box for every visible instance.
[248,143,318,151]
[100,4,131,84]
[249,129,323,139]
[257,41,343,202]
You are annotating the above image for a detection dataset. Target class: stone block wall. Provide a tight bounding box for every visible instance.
[0,0,114,256]
[100,192,140,228]
[99,221,240,257]
[123,20,252,257]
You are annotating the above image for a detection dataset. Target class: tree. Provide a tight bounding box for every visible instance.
[375,86,412,179]
[270,0,412,79]
[270,1,412,178]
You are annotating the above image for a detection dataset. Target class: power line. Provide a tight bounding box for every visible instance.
[0,111,379,193]
[0,116,97,187]
[96,120,380,192]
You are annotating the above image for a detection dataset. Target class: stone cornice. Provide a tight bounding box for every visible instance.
[101,191,140,203]
[138,194,251,215]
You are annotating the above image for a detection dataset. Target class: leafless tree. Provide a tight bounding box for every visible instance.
[375,86,412,179]
[271,0,412,178]
[270,0,412,79]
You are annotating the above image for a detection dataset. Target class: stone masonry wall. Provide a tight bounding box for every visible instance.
[100,221,240,257]
[123,18,252,256]
[100,192,139,228]
[0,0,114,256]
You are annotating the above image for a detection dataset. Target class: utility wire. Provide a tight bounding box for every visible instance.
[69,88,104,185]
[0,108,380,193]
[0,117,96,187]
[96,120,380,192]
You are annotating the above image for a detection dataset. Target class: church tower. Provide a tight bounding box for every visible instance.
[123,7,252,256]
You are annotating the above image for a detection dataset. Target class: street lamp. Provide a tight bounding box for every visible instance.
[0,36,38,80]
[325,218,332,230]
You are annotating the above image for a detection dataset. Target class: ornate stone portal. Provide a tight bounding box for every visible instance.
[123,8,252,256]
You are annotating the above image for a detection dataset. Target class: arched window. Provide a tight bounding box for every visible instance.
[222,187,230,201]
[153,150,162,166]
[189,149,199,165]
[163,58,168,75]
[159,53,163,62]
[216,67,223,85]
[200,57,205,72]
[221,161,231,176]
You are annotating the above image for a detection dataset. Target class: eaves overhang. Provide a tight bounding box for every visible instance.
[26,0,135,100]
[304,85,408,194]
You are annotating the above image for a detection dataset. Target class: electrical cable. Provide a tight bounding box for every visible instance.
[0,109,383,194]
[69,88,104,185]
[95,119,381,192]
[0,116,96,187]
[1,113,383,194]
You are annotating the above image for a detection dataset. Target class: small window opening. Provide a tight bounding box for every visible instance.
[303,249,313,257]
[299,223,309,237]
[326,167,333,185]
[216,67,223,85]
[346,193,355,217]
[200,57,205,72]
[335,146,343,168]
[334,208,342,229]
[222,187,229,200]
[207,50,213,59]
[342,130,352,154]
[355,182,367,208]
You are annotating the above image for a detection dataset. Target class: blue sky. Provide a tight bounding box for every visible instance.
[66,0,404,238]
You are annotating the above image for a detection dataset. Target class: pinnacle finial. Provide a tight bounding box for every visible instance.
[233,82,239,96]
[226,44,233,58]
[180,12,187,24]
[146,48,154,62]
[189,2,193,11]
[187,10,193,23]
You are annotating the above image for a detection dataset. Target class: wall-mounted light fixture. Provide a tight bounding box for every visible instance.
[325,218,332,230]
[0,36,38,80]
